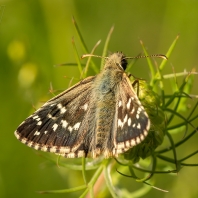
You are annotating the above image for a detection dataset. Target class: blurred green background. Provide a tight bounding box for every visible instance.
[0,0,198,198]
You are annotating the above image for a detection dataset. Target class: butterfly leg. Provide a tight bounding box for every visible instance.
[132,79,140,97]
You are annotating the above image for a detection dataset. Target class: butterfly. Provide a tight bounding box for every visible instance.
[14,52,151,158]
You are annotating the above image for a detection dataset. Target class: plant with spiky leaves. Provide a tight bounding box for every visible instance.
[35,18,198,197]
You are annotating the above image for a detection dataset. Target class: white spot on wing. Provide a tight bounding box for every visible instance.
[60,107,66,114]
[37,121,42,125]
[137,100,141,105]
[118,119,124,128]
[41,145,48,152]
[34,144,39,150]
[14,131,20,139]
[117,142,124,149]
[82,103,88,111]
[127,98,131,109]
[52,123,58,131]
[33,115,39,119]
[146,119,150,131]
[21,138,27,144]
[144,130,148,136]
[138,107,142,111]
[47,114,56,120]
[136,137,140,144]
[57,103,66,114]
[68,126,73,132]
[131,107,135,114]
[137,123,141,129]
[124,114,128,123]
[34,131,40,136]
[59,147,70,153]
[27,142,33,147]
[33,115,39,120]
[126,140,130,147]
[67,153,75,158]
[57,103,63,109]
[128,118,131,126]
[118,115,128,128]
[118,100,122,107]
[140,134,144,141]
[116,148,121,154]
[61,120,68,128]
[50,146,57,153]
[73,122,81,130]
[47,114,52,118]
[131,139,136,146]
[77,150,85,157]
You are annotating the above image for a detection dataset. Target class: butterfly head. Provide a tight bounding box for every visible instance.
[105,52,128,71]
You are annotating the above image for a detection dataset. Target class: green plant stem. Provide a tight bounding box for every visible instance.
[80,163,104,198]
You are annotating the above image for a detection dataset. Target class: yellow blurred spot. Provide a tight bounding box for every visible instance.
[18,63,38,88]
[7,40,25,62]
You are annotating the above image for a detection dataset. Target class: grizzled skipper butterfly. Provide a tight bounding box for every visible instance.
[15,52,166,158]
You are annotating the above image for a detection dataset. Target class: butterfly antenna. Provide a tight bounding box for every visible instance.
[81,54,106,59]
[125,54,168,60]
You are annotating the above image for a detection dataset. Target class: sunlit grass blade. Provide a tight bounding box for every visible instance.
[38,185,87,194]
[82,157,87,185]
[160,34,179,71]
[54,63,85,67]
[140,40,155,78]
[72,16,88,53]
[72,37,83,75]
[163,70,198,79]
[104,161,118,198]
[79,164,104,198]
[72,16,98,73]
[100,26,114,69]
[151,34,179,86]
[82,40,101,78]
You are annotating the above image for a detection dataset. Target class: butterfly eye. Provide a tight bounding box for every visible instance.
[121,58,127,70]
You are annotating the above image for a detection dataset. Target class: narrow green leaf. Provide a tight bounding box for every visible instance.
[72,16,89,53]
[72,37,83,75]
[100,26,114,69]
[104,160,118,198]
[82,157,87,185]
[38,185,87,194]
[140,40,155,78]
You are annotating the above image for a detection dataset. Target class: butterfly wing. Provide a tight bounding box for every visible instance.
[15,72,150,158]
[112,75,150,156]
[15,76,96,157]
